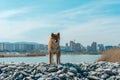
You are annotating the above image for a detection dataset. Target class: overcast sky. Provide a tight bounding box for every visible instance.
[0,0,120,46]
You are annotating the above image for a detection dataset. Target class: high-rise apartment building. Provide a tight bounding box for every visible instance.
[90,42,97,52]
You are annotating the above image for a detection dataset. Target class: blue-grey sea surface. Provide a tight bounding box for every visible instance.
[0,54,101,63]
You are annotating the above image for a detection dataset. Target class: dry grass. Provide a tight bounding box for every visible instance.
[98,48,120,62]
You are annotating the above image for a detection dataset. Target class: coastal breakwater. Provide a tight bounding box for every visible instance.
[0,62,120,80]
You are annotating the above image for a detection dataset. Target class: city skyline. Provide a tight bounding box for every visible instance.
[0,0,120,46]
[0,41,119,53]
[0,40,119,47]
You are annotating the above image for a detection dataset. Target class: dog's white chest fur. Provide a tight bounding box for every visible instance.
[50,39,60,53]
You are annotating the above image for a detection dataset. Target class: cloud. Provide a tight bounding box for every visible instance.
[0,17,61,43]
[0,7,29,19]
[54,0,120,45]
[56,0,120,20]
[60,16,120,46]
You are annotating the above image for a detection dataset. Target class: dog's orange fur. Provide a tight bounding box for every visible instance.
[48,33,61,64]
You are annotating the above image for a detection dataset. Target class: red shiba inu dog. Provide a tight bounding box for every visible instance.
[48,33,61,64]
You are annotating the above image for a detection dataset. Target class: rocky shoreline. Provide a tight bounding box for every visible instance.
[0,62,120,80]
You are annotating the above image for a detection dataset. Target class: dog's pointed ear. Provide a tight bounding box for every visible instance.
[51,33,54,37]
[58,32,60,36]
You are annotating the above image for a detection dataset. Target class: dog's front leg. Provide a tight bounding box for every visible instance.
[56,53,60,64]
[49,52,53,64]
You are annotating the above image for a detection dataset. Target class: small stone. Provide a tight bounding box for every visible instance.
[38,78,45,80]
[17,74,24,79]
[46,77,53,80]
[20,71,29,76]
[0,76,4,80]
[37,66,47,72]
[31,70,36,75]
[58,65,63,70]
[42,75,48,79]
[12,72,20,79]
[17,67,24,70]
[116,76,120,79]
[101,74,109,79]
[0,64,7,68]
[74,77,78,80]
[65,74,70,78]
[0,69,2,74]
[44,72,50,75]
[69,67,77,73]
[24,77,33,80]
[118,69,120,73]
[52,77,60,80]
[88,76,101,80]
[59,74,66,79]
[57,70,63,74]
[51,72,56,76]
[62,67,68,73]
[40,62,48,66]
[89,71,97,76]
[8,65,16,69]
[30,75,35,78]
[67,72,75,76]
[77,73,81,78]
[1,67,8,71]
[2,73,8,78]
[107,76,116,80]
[35,73,42,78]
[96,68,103,72]
[48,67,57,72]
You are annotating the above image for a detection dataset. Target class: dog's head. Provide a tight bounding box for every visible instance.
[51,33,60,43]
